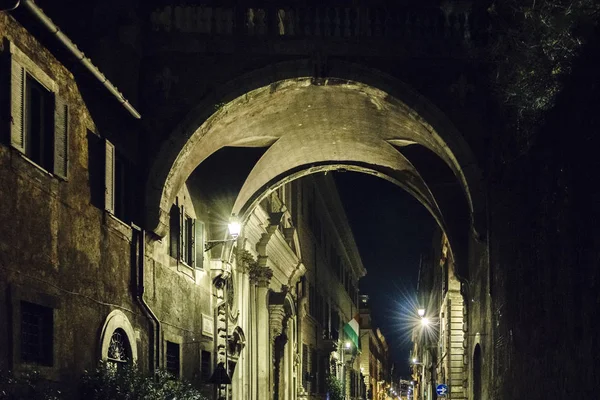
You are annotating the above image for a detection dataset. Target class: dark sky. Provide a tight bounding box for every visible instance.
[333,171,436,375]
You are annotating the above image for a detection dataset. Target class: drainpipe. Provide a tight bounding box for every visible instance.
[131,224,161,372]
[13,0,141,119]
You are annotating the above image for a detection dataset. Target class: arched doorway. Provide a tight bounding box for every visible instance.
[473,344,482,400]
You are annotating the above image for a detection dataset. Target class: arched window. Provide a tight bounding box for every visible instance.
[100,310,138,366]
[107,328,132,369]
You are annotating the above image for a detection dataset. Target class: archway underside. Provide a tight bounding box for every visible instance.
[149,77,481,271]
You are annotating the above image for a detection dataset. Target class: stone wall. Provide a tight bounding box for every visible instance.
[0,11,149,381]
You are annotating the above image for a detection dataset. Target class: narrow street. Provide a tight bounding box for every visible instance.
[1,1,599,399]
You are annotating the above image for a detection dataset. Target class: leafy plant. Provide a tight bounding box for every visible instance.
[80,362,208,400]
[488,0,600,150]
[0,370,63,400]
[326,375,344,400]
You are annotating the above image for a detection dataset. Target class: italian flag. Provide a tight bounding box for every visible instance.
[343,315,360,349]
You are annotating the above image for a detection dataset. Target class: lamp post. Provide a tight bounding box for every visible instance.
[204,220,241,251]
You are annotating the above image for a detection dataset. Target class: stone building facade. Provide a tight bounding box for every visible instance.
[359,296,392,400]
[0,11,373,400]
[411,230,467,400]
[5,1,599,399]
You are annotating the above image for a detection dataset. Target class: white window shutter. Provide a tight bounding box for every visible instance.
[10,60,25,152]
[104,140,115,214]
[195,221,204,269]
[190,218,196,268]
[53,96,68,179]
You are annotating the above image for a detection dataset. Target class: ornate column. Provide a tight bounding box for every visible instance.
[269,303,287,400]
[250,265,273,400]
[211,270,230,400]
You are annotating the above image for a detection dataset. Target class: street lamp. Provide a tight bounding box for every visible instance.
[420,317,430,327]
[205,219,241,251]
[417,308,425,317]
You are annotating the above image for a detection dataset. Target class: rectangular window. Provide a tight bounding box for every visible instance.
[302,344,308,390]
[310,348,317,393]
[169,205,180,259]
[10,54,68,178]
[114,152,133,223]
[104,140,134,223]
[201,350,211,382]
[182,214,194,265]
[169,204,199,268]
[166,341,180,378]
[309,283,316,318]
[331,311,340,340]
[25,75,54,170]
[20,301,53,366]
[318,354,327,394]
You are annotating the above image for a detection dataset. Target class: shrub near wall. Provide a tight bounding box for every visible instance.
[1,363,209,400]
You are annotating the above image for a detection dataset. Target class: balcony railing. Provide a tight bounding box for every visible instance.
[149,2,483,46]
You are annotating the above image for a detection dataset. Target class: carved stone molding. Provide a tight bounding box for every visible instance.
[249,264,273,286]
[268,304,286,343]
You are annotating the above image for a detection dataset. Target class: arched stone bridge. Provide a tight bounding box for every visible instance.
[134,1,492,276]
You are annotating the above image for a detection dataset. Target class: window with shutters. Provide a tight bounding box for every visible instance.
[9,44,68,179]
[168,203,203,269]
[103,140,134,223]
[169,205,180,259]
[182,213,194,266]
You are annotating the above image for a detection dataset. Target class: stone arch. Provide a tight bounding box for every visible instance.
[99,309,138,364]
[145,59,485,241]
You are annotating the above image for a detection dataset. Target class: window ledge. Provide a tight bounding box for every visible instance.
[177,261,196,280]
[10,150,60,194]
[104,212,132,241]
[167,256,198,281]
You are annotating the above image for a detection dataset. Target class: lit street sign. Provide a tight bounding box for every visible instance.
[436,384,448,396]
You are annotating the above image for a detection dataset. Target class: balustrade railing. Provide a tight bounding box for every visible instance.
[150,2,482,45]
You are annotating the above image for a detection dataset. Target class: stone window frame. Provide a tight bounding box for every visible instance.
[162,332,183,379]
[8,41,68,180]
[99,310,138,365]
[9,284,61,379]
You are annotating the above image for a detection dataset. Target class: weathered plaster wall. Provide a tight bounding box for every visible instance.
[0,12,149,380]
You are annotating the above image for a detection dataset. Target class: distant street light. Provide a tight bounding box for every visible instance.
[420,317,430,327]
[417,308,425,317]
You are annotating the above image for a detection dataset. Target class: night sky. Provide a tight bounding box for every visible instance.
[333,171,437,376]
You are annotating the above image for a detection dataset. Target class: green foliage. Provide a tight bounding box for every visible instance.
[0,370,63,400]
[0,363,209,400]
[326,375,344,400]
[489,0,600,146]
[80,362,208,400]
